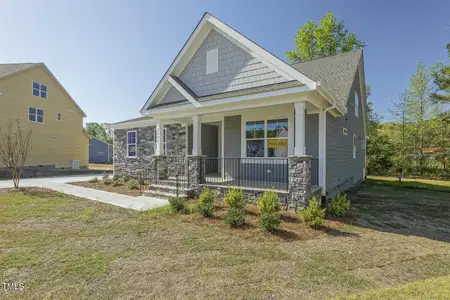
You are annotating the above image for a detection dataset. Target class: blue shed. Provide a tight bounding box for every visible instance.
[89,136,113,163]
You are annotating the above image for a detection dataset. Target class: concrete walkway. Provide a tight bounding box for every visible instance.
[0,174,168,211]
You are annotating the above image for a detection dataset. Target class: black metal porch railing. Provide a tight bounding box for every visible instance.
[202,157,289,191]
[311,157,319,186]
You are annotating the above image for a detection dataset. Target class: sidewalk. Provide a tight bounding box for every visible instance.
[0,174,168,211]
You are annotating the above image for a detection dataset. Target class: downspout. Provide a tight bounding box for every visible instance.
[321,100,337,201]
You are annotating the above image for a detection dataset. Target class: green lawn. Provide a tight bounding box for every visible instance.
[0,183,449,299]
[367,175,450,192]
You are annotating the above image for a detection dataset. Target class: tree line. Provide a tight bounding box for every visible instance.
[286,12,449,179]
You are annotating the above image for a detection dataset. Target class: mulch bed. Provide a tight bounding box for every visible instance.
[69,181,141,197]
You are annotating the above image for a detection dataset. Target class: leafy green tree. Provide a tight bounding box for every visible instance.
[431,44,449,103]
[286,12,365,62]
[86,122,112,144]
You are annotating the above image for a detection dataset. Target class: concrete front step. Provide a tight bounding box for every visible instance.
[145,184,193,199]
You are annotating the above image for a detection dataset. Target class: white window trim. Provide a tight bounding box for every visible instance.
[353,134,356,159]
[206,48,218,74]
[243,119,289,160]
[343,127,348,135]
[355,91,359,118]
[57,112,62,121]
[126,130,137,158]
[28,106,44,124]
[32,81,48,99]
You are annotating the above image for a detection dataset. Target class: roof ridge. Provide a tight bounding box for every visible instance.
[289,49,363,65]
[0,62,42,65]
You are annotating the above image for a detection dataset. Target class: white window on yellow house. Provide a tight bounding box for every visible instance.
[32,81,48,99]
[28,107,44,123]
[245,119,288,158]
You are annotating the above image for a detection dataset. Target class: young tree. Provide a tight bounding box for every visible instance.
[86,122,112,144]
[286,12,365,62]
[405,61,435,176]
[389,91,409,178]
[0,119,33,188]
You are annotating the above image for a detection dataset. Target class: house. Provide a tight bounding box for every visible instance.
[0,63,88,172]
[89,135,113,163]
[109,13,367,207]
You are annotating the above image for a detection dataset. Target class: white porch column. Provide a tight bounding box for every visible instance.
[294,102,306,156]
[192,115,202,156]
[155,120,164,156]
[318,110,326,193]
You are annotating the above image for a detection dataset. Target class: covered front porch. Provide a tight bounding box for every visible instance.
[148,96,328,204]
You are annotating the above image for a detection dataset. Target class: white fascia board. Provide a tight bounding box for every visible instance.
[109,120,157,130]
[139,15,211,114]
[316,84,346,116]
[145,86,312,119]
[206,15,317,90]
[168,76,201,107]
[358,55,368,137]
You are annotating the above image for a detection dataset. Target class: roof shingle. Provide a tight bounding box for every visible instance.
[291,49,362,106]
[0,63,40,78]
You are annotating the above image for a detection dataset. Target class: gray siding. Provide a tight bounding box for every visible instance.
[160,86,185,105]
[187,124,219,157]
[326,67,365,196]
[305,114,319,158]
[224,115,241,158]
[179,29,287,97]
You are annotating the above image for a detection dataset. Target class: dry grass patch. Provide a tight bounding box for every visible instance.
[0,184,449,299]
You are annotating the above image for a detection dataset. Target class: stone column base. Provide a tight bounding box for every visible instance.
[288,155,312,210]
[187,155,206,192]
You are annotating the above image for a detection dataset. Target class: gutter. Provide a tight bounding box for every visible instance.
[320,99,338,199]
[316,83,346,115]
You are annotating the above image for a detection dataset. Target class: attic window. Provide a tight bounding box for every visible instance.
[206,48,218,74]
[355,91,359,118]
[32,81,47,99]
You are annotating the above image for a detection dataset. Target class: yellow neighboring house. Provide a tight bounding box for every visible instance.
[0,63,88,169]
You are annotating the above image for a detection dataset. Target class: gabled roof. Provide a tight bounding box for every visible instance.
[291,49,363,107]
[0,62,87,117]
[139,12,318,113]
[0,63,38,79]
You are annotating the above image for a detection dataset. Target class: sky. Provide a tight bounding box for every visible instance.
[1,0,449,124]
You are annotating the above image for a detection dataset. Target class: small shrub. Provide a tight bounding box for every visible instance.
[112,180,123,187]
[198,187,215,217]
[328,192,350,217]
[102,173,109,180]
[168,197,185,213]
[257,190,281,231]
[224,207,246,228]
[112,174,120,181]
[260,213,282,232]
[298,196,326,228]
[224,188,244,209]
[257,190,280,214]
[103,178,113,185]
[126,179,139,190]
[88,177,98,183]
[122,175,131,183]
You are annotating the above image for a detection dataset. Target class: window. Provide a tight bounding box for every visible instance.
[206,48,218,74]
[267,119,288,157]
[343,127,348,135]
[353,134,356,159]
[245,119,288,158]
[32,81,48,99]
[57,112,62,121]
[355,91,359,118]
[154,127,167,154]
[127,131,137,158]
[28,107,44,123]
